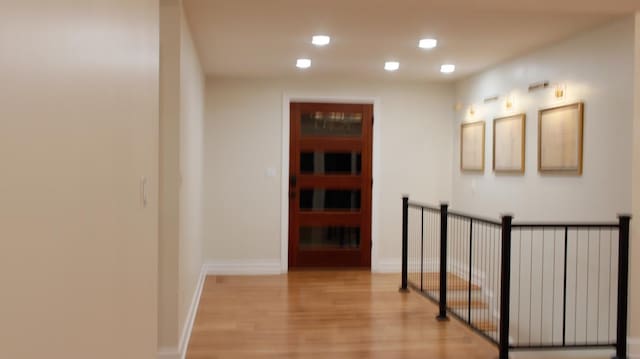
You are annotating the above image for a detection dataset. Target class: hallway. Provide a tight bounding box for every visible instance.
[3,2,640,359]
[187,271,497,358]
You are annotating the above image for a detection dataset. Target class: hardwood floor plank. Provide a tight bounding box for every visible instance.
[187,271,498,359]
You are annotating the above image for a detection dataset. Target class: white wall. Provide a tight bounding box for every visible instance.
[204,77,454,270]
[630,11,640,358]
[452,17,634,222]
[0,1,159,358]
[448,17,635,355]
[159,0,181,349]
[158,1,205,356]
[178,5,205,347]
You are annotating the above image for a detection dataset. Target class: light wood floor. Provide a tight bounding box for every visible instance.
[186,271,499,359]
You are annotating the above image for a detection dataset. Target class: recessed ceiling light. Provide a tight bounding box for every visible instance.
[440,64,455,73]
[384,61,400,72]
[296,58,311,69]
[312,35,331,46]
[418,38,438,49]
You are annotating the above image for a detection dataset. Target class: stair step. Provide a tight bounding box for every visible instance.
[472,320,497,332]
[422,272,480,291]
[447,299,489,309]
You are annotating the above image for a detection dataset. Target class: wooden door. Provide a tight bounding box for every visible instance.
[289,102,373,268]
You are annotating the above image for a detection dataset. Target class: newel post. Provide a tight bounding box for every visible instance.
[499,214,513,359]
[615,215,631,359]
[400,196,409,292]
[437,202,449,321]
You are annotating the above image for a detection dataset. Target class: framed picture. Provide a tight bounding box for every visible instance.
[493,114,526,174]
[460,121,485,172]
[538,102,584,175]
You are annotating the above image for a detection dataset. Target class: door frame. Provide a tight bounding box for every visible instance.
[281,94,381,272]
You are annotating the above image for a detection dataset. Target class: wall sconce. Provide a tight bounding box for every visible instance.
[483,95,499,104]
[454,102,463,112]
[505,95,514,110]
[554,84,566,100]
[528,81,550,92]
[469,106,476,116]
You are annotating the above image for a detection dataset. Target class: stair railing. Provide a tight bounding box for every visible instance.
[400,196,631,359]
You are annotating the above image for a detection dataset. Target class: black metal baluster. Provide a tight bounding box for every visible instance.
[596,229,601,343]
[436,210,439,295]
[574,230,579,345]
[541,229,545,345]
[498,215,513,359]
[614,215,631,359]
[551,229,557,345]
[420,207,424,292]
[400,196,409,292]
[437,203,448,320]
[562,226,568,346]
[468,219,474,325]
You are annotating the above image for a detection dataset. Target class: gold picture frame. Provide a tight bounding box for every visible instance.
[493,114,526,174]
[538,102,584,175]
[460,121,485,172]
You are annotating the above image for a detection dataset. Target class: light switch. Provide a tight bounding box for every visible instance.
[141,176,148,208]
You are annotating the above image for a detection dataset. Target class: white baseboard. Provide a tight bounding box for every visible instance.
[373,258,484,278]
[204,259,282,275]
[157,347,179,359]
[629,337,640,359]
[178,266,207,359]
[158,264,207,359]
[373,259,443,273]
[374,259,401,273]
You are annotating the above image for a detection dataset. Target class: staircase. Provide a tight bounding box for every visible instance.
[402,197,631,359]
[411,271,498,338]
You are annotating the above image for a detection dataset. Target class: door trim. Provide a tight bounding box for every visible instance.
[280,94,382,272]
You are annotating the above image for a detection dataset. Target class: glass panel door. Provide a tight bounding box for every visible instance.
[288,102,373,268]
[299,189,361,212]
[300,151,362,175]
[300,112,363,137]
[299,226,361,249]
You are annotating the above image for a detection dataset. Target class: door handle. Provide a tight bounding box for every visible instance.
[290,175,297,187]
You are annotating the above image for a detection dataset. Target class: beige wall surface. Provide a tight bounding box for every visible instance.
[204,78,454,270]
[630,11,640,357]
[0,1,159,359]
[158,0,206,353]
[453,16,637,355]
[159,0,181,349]
[178,7,205,343]
[452,18,634,222]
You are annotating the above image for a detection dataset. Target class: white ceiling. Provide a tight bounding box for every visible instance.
[183,0,639,81]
